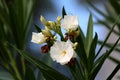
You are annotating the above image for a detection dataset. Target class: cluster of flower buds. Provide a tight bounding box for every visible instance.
[31,15,79,66]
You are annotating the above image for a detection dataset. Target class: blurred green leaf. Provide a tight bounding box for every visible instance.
[109,56,120,64]
[10,44,70,80]
[24,65,36,80]
[85,14,93,57]
[0,71,14,80]
[109,0,120,15]
[98,40,120,53]
[86,0,108,18]
[22,52,70,80]
[97,20,119,36]
[34,24,42,32]
[95,22,117,58]
[62,6,66,18]
[107,63,120,80]
[90,36,120,80]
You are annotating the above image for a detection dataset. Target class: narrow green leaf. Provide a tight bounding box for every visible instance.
[107,63,120,80]
[24,65,36,80]
[23,51,70,80]
[62,6,66,18]
[85,14,93,57]
[88,32,98,72]
[10,44,70,80]
[98,40,120,53]
[86,0,108,18]
[0,71,14,80]
[90,37,120,80]
[34,24,42,32]
[97,20,119,36]
[109,0,120,15]
[109,56,120,64]
[78,26,85,43]
[75,27,88,69]
[68,59,84,80]
[96,21,117,58]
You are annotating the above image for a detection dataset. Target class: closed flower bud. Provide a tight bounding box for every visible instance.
[41,45,49,53]
[40,16,47,26]
[42,27,52,37]
[57,16,62,22]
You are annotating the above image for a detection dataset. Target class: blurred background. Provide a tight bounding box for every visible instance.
[1,0,120,80]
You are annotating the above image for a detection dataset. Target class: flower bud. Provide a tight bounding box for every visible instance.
[57,16,62,22]
[40,16,47,26]
[41,45,49,53]
[42,27,52,37]
[73,42,78,50]
[67,58,75,67]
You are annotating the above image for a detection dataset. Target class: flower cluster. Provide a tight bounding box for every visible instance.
[31,15,79,65]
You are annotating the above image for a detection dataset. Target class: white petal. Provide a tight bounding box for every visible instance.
[31,32,45,44]
[61,15,78,31]
[50,41,75,65]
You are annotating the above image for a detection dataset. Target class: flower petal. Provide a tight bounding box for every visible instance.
[31,32,45,44]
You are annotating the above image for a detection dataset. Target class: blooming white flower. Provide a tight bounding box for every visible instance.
[50,41,76,65]
[61,15,78,31]
[31,32,45,44]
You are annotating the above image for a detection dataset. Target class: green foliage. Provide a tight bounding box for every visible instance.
[85,14,93,57]
[11,44,70,80]
[24,65,36,80]
[87,0,120,79]
[0,0,34,80]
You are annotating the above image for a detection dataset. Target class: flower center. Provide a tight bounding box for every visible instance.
[61,50,66,56]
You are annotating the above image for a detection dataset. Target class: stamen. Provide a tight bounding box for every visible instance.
[61,50,66,56]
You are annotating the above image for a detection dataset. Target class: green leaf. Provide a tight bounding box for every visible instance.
[109,56,120,64]
[78,26,85,43]
[98,40,120,53]
[88,32,98,72]
[109,0,120,15]
[96,21,117,58]
[68,59,84,80]
[34,24,42,32]
[62,6,67,18]
[75,27,88,69]
[24,65,36,80]
[90,36,120,80]
[10,44,70,80]
[97,20,119,36]
[86,0,108,18]
[0,71,14,80]
[85,14,93,57]
[107,63,120,80]
[23,52,70,80]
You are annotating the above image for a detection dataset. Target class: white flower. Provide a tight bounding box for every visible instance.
[50,41,76,65]
[31,32,45,44]
[61,15,78,31]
